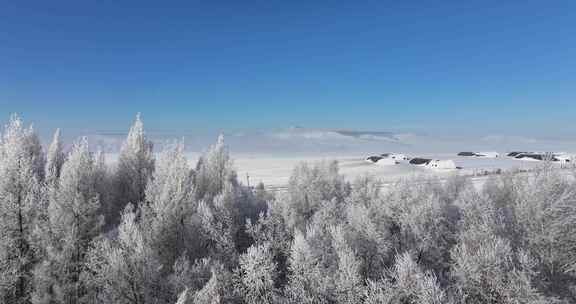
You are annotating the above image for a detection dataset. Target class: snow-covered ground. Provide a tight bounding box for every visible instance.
[105,152,569,190]
[96,125,576,189]
[216,153,552,188]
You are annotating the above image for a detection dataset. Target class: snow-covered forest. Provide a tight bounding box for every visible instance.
[1,114,576,304]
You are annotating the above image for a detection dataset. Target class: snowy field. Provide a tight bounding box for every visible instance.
[186,153,554,189]
[105,152,569,190]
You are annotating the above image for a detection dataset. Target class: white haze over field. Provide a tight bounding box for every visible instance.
[78,126,576,156]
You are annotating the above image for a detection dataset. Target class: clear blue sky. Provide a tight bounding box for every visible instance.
[1,1,575,138]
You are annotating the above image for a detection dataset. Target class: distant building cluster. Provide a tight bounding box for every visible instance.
[365,153,457,170]
[366,150,575,171]
[506,151,573,163]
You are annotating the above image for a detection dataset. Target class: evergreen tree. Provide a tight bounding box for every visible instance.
[285,230,332,304]
[365,252,445,304]
[246,204,292,288]
[197,183,239,268]
[236,242,278,304]
[23,125,46,181]
[114,113,154,221]
[280,161,349,232]
[194,134,236,202]
[0,114,44,304]
[141,141,198,271]
[191,262,236,304]
[83,204,166,304]
[329,225,363,304]
[33,137,103,304]
[45,129,65,186]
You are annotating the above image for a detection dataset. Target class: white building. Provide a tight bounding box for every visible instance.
[554,153,574,163]
[426,159,457,170]
[389,153,409,161]
[477,152,499,158]
[376,158,396,166]
[458,151,499,158]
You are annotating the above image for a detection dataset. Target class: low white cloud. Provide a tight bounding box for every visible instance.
[266,127,400,142]
[481,135,539,144]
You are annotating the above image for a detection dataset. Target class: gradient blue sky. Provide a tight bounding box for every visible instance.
[1,1,576,139]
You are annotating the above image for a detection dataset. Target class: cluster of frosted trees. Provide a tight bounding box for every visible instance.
[1,114,576,304]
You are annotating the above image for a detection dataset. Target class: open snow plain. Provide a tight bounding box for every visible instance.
[105,152,567,191]
[204,153,551,190]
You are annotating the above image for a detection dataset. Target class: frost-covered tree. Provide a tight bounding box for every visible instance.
[279,161,349,232]
[141,141,198,271]
[194,134,236,201]
[32,137,103,304]
[469,171,576,302]
[450,184,556,304]
[393,182,460,282]
[246,204,292,287]
[0,114,44,304]
[170,257,213,301]
[83,204,166,304]
[344,175,394,280]
[191,262,236,304]
[451,228,552,304]
[197,183,240,267]
[114,113,154,220]
[195,135,264,259]
[329,225,363,304]
[285,229,333,304]
[235,242,278,304]
[508,172,576,296]
[285,222,363,303]
[93,149,111,218]
[23,125,46,181]
[45,129,65,186]
[365,252,445,304]
[175,289,189,304]
[1,114,575,303]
